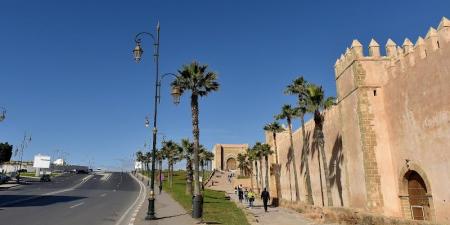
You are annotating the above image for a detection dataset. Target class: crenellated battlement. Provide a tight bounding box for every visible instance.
[334,17,450,77]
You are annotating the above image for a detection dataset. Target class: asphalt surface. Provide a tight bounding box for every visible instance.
[0,172,143,225]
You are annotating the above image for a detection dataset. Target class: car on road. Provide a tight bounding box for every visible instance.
[0,174,11,184]
[40,174,51,182]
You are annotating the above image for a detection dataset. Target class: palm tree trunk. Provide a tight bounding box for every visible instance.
[201,160,205,185]
[169,162,173,189]
[159,159,162,187]
[288,118,300,202]
[259,158,263,190]
[250,161,254,190]
[186,158,193,195]
[265,155,269,193]
[255,161,260,193]
[191,94,201,196]
[273,132,282,202]
[301,115,314,205]
[319,135,333,206]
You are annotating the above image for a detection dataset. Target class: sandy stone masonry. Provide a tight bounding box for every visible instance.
[259,16,450,224]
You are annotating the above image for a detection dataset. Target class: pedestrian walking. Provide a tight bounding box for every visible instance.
[243,188,248,203]
[247,189,255,208]
[261,188,270,212]
[238,185,244,203]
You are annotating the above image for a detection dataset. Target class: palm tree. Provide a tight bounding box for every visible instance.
[144,151,152,178]
[155,149,164,190]
[135,151,144,173]
[161,140,182,189]
[252,144,262,193]
[181,138,194,195]
[246,148,255,191]
[306,84,335,206]
[237,153,247,176]
[285,76,314,205]
[171,61,219,217]
[203,151,214,173]
[198,145,209,185]
[276,104,301,202]
[259,143,273,193]
[263,121,285,201]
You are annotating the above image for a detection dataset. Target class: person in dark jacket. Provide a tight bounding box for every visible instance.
[238,185,244,203]
[261,188,270,212]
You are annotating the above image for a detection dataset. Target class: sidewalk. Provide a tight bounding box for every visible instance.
[133,173,197,225]
[207,170,331,225]
[231,193,322,225]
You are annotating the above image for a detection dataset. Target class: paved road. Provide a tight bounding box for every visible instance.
[0,172,144,225]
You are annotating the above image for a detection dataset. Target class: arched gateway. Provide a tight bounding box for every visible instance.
[399,165,435,221]
[226,158,237,170]
[407,171,430,220]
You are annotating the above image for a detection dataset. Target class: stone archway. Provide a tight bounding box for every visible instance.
[226,158,237,170]
[407,171,429,220]
[398,163,435,221]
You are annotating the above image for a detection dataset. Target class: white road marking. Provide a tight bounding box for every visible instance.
[69,202,84,208]
[115,173,146,225]
[100,193,107,197]
[130,174,148,225]
[100,173,112,182]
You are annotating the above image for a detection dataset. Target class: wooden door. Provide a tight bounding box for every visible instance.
[407,171,429,220]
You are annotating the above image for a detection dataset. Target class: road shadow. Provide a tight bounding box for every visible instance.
[0,195,86,207]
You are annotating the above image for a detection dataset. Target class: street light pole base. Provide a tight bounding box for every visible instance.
[192,194,203,218]
[145,198,156,220]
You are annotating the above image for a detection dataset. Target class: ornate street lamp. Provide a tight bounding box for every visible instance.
[133,41,144,63]
[133,23,160,220]
[133,21,181,220]
[171,86,181,105]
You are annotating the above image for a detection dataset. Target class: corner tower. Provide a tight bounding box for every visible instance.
[334,38,393,213]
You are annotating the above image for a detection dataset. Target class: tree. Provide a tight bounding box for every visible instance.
[144,151,152,177]
[285,76,314,205]
[161,140,182,189]
[0,142,13,164]
[246,148,255,191]
[155,149,164,189]
[171,61,219,217]
[135,151,145,173]
[0,142,13,168]
[306,84,335,206]
[259,143,273,193]
[181,138,194,195]
[237,153,247,176]
[198,145,208,187]
[203,151,214,172]
[276,104,301,202]
[251,144,261,193]
[263,121,285,201]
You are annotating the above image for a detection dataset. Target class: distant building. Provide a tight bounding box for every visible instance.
[212,144,248,171]
[53,158,65,166]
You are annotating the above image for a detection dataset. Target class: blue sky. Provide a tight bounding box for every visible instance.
[0,0,448,170]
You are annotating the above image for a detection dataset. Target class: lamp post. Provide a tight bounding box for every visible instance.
[0,107,6,122]
[16,133,32,183]
[133,23,181,220]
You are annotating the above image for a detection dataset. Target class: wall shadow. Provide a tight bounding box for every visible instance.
[329,134,344,206]
[300,131,312,172]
